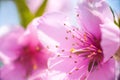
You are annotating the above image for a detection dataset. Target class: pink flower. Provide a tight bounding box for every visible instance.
[0,25,58,80]
[29,0,120,80]
[26,0,73,14]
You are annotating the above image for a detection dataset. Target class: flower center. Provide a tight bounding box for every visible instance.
[17,44,41,75]
[70,32,104,72]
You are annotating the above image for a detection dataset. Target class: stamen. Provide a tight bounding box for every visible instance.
[32,59,38,70]
[74,61,77,63]
[57,55,60,57]
[77,14,79,17]
[33,64,38,70]
[46,46,49,49]
[88,60,96,72]
[55,45,59,48]
[72,43,75,46]
[87,52,96,58]
[61,49,65,52]
[83,33,87,41]
[70,48,91,55]
[75,68,79,71]
[36,46,40,52]
[65,37,68,40]
[72,35,75,38]
[69,55,72,58]
[69,72,72,75]
[70,48,76,53]
[97,49,102,53]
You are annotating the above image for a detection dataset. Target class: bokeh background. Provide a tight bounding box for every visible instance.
[0,0,120,26]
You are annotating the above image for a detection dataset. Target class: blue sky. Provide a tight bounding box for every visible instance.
[0,0,120,26]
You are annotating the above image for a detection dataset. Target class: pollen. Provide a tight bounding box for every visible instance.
[69,55,72,58]
[65,37,68,40]
[69,72,72,75]
[55,45,59,48]
[61,49,65,52]
[83,33,87,41]
[75,68,79,71]
[74,61,77,63]
[70,48,75,53]
[77,14,79,17]
[36,46,40,52]
[97,49,102,53]
[72,35,75,38]
[57,55,60,57]
[33,64,38,70]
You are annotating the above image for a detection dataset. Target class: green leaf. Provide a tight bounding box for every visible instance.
[110,6,120,28]
[14,0,34,28]
[35,0,48,17]
[118,17,120,28]
[14,0,47,28]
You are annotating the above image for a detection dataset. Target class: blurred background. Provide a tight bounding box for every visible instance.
[0,0,120,27]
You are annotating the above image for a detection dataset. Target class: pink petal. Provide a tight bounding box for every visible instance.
[100,20,120,62]
[0,63,26,80]
[77,4,101,40]
[29,70,67,80]
[82,0,113,20]
[27,23,59,53]
[29,13,79,50]
[0,26,24,63]
[87,58,115,80]
[49,51,88,80]
[49,53,79,73]
[77,0,114,40]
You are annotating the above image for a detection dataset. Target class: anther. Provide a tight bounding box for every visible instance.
[74,61,77,63]
[55,45,59,48]
[61,49,65,52]
[33,64,38,70]
[36,46,40,52]
[97,49,102,53]
[69,55,72,58]
[77,14,79,17]
[70,48,75,53]
[65,37,68,40]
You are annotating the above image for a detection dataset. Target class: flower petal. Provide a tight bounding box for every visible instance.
[29,70,67,80]
[0,63,26,80]
[77,0,102,40]
[77,0,114,40]
[100,20,120,62]
[87,58,115,80]
[0,26,24,63]
[29,12,79,50]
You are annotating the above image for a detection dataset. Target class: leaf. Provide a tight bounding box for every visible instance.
[35,0,48,17]
[14,0,34,28]
[110,6,120,27]
[14,0,48,28]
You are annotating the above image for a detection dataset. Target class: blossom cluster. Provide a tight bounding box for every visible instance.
[0,0,120,80]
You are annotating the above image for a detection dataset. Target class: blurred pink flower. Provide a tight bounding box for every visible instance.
[29,0,120,80]
[0,25,58,80]
[26,0,73,14]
